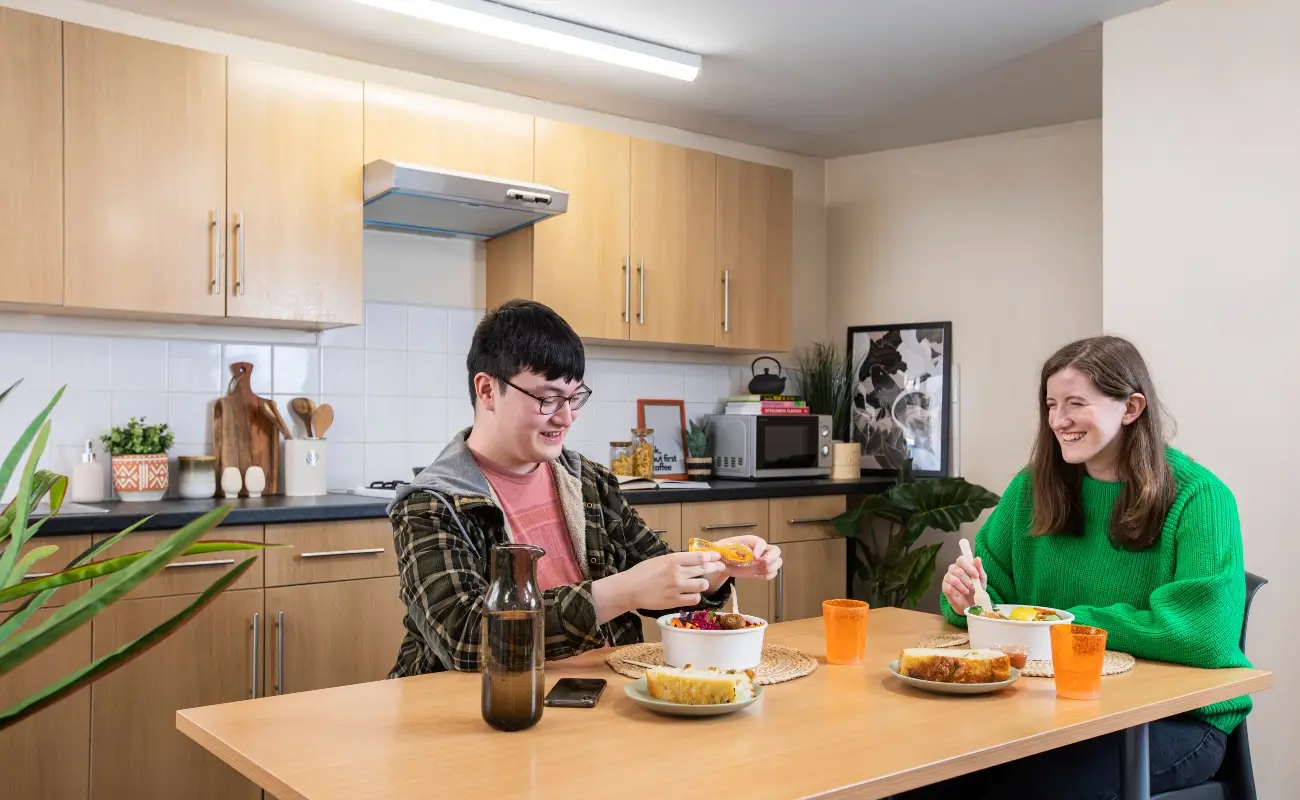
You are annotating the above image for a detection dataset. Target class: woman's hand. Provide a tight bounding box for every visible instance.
[941,553,988,616]
[712,535,782,581]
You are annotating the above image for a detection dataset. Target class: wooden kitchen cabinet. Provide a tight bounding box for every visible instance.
[715,156,794,352]
[265,577,406,694]
[768,495,846,544]
[225,61,363,327]
[63,24,227,318]
[488,119,632,341]
[92,525,264,599]
[629,139,717,346]
[0,8,62,308]
[0,608,91,800]
[364,83,533,180]
[0,535,91,612]
[90,588,264,800]
[775,537,848,622]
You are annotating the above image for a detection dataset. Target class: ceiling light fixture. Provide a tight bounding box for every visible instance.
[348,0,702,81]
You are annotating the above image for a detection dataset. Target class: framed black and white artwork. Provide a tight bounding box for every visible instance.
[846,322,952,477]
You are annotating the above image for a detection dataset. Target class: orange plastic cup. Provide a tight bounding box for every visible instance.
[1050,623,1107,700]
[823,599,869,665]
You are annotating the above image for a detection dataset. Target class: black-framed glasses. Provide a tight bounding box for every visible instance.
[496,376,593,415]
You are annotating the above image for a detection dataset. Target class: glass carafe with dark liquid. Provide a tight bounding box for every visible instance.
[481,543,545,732]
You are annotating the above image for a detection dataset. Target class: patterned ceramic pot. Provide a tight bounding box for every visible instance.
[111,453,170,502]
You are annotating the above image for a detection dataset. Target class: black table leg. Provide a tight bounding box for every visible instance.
[1121,723,1151,799]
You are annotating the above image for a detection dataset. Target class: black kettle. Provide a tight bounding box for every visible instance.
[747,357,787,395]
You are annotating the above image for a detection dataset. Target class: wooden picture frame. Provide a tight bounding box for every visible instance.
[636,399,688,480]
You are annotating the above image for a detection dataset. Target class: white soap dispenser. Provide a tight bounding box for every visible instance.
[70,439,106,503]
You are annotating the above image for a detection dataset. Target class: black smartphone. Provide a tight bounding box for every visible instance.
[543,678,607,708]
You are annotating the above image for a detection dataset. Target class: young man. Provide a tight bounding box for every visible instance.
[386,299,781,676]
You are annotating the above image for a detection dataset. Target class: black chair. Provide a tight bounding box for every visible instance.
[1153,571,1266,800]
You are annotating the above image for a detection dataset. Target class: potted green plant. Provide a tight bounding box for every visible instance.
[831,459,1000,608]
[101,417,175,502]
[0,379,274,731]
[685,419,712,479]
[794,341,856,441]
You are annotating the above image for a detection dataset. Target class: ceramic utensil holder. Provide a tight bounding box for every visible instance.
[285,438,328,497]
[832,442,861,480]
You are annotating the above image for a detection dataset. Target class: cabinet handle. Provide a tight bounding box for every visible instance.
[165,558,236,569]
[275,610,285,695]
[623,257,630,322]
[233,212,246,296]
[788,517,835,525]
[722,269,733,331]
[637,259,645,324]
[775,567,784,623]
[700,522,758,531]
[210,209,223,295]
[298,547,385,559]
[250,612,260,699]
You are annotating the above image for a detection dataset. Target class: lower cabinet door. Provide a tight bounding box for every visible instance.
[0,608,91,800]
[90,589,264,800]
[776,538,848,622]
[265,577,407,695]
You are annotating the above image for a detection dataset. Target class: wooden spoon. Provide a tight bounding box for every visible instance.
[311,403,334,439]
[290,397,315,437]
[261,400,293,440]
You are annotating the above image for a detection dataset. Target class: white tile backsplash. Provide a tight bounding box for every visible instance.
[3,303,742,493]
[52,336,112,391]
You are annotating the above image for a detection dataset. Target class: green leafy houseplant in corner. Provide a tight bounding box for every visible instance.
[685,419,712,479]
[0,379,276,731]
[832,459,1000,608]
[101,416,175,502]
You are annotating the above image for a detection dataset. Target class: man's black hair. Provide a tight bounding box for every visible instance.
[465,299,585,406]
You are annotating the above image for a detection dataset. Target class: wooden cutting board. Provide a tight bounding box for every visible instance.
[213,362,279,496]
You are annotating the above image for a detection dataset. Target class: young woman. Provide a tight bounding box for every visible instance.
[912,335,1251,799]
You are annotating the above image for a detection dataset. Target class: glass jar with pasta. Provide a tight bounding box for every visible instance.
[630,428,655,478]
[609,441,634,476]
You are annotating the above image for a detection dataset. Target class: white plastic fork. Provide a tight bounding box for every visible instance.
[959,538,993,611]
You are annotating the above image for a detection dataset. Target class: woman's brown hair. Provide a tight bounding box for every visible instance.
[1028,335,1175,551]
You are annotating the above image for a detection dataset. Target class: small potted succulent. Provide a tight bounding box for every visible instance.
[685,419,712,479]
[101,417,175,502]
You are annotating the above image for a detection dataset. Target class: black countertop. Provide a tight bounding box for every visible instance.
[31,476,892,536]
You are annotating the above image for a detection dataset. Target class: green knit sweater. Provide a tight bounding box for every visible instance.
[940,447,1252,734]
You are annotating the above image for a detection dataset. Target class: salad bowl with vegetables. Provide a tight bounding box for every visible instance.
[965,604,1075,662]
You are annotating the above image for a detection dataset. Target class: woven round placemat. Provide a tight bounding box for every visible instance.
[914,633,970,649]
[605,643,818,685]
[1021,651,1136,678]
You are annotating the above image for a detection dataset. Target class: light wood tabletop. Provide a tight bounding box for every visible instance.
[177,608,1271,800]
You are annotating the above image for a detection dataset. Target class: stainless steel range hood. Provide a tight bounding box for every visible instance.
[362,160,568,240]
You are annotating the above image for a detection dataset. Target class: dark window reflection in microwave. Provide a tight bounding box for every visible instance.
[756,417,817,469]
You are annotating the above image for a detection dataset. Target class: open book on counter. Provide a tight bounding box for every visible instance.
[615,475,713,491]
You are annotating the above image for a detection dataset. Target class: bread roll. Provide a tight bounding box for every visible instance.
[644,664,757,704]
[897,648,1012,684]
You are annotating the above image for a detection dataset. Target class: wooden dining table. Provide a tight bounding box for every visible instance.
[177,608,1271,799]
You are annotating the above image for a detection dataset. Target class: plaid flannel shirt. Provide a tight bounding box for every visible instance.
[387,434,732,676]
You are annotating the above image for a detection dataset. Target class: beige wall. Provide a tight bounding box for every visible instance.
[2,0,827,359]
[824,120,1103,609]
[1104,0,1297,791]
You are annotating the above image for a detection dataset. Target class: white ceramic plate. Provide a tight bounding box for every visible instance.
[887,660,1021,695]
[623,677,764,717]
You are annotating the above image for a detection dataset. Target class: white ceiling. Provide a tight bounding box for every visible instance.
[86,0,1166,157]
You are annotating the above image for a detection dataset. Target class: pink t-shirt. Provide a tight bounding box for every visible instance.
[471,451,584,590]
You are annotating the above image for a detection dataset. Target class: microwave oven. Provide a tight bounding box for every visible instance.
[704,414,833,479]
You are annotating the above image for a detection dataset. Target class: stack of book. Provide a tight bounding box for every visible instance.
[723,394,809,415]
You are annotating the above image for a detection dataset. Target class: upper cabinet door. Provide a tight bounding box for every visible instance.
[63,25,227,317]
[363,84,533,180]
[715,157,794,352]
[630,139,717,346]
[530,119,631,340]
[0,9,62,307]
[226,61,363,326]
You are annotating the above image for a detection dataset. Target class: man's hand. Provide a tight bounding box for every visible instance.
[712,535,782,581]
[592,550,725,622]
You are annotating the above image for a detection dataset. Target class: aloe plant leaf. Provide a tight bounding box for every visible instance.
[0,558,253,731]
[0,538,272,606]
[0,379,18,406]
[0,517,155,640]
[0,504,232,677]
[4,545,59,591]
[0,387,63,532]
[0,419,54,591]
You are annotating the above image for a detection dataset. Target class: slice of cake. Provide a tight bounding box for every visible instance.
[897,648,1012,684]
[644,664,757,705]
